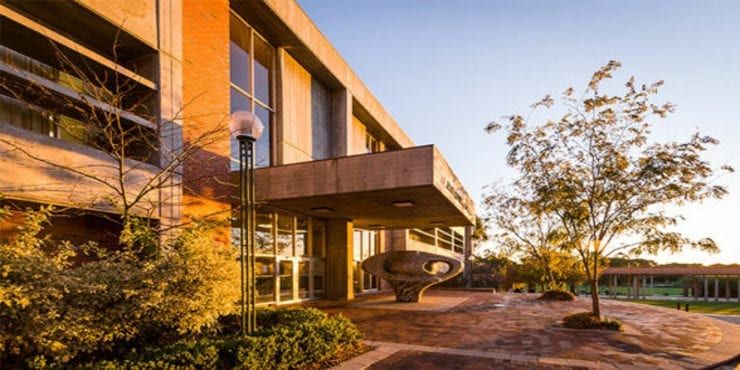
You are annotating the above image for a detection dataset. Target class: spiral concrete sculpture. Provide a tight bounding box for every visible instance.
[361,250,463,303]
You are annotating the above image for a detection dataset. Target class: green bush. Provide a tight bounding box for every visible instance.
[538,290,575,301]
[83,307,363,369]
[562,312,622,331]
[0,207,240,367]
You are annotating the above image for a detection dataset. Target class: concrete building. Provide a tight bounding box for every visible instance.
[0,0,475,305]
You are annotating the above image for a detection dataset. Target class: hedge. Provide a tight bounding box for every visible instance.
[83,307,363,369]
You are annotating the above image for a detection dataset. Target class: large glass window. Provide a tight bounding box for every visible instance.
[256,257,275,303]
[279,260,293,301]
[229,12,274,169]
[255,212,274,254]
[296,217,308,256]
[232,208,324,305]
[276,213,293,257]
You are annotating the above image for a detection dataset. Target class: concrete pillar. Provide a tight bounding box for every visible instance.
[682,279,689,297]
[634,275,640,299]
[331,89,352,157]
[704,276,709,301]
[714,277,720,302]
[325,219,354,300]
[693,278,699,300]
[650,275,654,297]
[726,276,731,301]
[612,275,617,298]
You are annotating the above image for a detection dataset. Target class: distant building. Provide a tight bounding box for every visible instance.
[0,0,475,305]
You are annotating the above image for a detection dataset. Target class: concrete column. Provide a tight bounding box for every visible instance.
[682,279,689,297]
[157,0,184,233]
[650,275,654,297]
[612,275,617,298]
[726,276,731,301]
[634,275,640,299]
[325,219,354,300]
[704,276,709,301]
[463,226,473,288]
[714,277,720,302]
[693,278,699,300]
[331,89,352,157]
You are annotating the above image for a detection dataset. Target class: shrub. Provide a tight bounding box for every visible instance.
[538,290,575,301]
[562,312,622,331]
[0,208,239,367]
[83,307,363,369]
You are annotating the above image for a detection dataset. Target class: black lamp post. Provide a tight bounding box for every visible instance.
[230,111,264,335]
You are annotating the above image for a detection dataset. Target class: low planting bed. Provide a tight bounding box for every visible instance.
[83,308,363,369]
[562,312,622,331]
[538,290,575,301]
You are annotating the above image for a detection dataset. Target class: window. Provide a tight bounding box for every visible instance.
[232,208,324,304]
[365,132,382,153]
[0,45,158,164]
[229,12,274,169]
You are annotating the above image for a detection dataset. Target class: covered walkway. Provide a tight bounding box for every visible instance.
[602,266,740,301]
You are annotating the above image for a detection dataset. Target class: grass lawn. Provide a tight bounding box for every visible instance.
[625,299,740,315]
[603,286,684,296]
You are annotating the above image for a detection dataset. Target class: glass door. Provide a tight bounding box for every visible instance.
[353,229,380,294]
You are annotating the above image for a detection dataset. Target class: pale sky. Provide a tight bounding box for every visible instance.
[299,0,740,265]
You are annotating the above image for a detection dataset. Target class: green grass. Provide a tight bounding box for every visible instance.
[599,286,684,296]
[624,299,740,315]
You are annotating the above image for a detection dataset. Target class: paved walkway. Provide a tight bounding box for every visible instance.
[318,291,740,369]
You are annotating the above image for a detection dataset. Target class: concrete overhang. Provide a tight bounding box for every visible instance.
[246,145,475,229]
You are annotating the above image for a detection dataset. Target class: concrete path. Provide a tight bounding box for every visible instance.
[318,291,740,369]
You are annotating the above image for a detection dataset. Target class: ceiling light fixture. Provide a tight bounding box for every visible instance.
[392,200,415,208]
[310,206,335,213]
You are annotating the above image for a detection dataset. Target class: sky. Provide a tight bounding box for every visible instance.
[299,0,740,265]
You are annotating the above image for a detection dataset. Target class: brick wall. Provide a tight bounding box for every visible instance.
[181,0,232,237]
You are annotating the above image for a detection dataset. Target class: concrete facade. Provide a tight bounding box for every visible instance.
[0,0,474,304]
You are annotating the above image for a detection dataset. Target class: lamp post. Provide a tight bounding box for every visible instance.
[229,111,264,335]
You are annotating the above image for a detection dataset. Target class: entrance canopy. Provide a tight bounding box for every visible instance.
[250,145,475,229]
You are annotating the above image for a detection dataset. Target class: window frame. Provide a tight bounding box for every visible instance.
[229,10,276,168]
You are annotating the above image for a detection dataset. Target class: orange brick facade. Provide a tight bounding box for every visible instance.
[181,0,232,233]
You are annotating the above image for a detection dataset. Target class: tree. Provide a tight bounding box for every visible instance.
[484,185,570,290]
[464,216,490,287]
[486,61,732,317]
[0,35,229,243]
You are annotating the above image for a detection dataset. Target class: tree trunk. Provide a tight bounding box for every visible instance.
[590,277,600,318]
[590,252,601,318]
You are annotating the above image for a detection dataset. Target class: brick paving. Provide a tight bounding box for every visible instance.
[319,290,740,369]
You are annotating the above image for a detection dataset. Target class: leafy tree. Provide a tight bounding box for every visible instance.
[486,61,731,317]
[606,256,657,268]
[484,184,570,290]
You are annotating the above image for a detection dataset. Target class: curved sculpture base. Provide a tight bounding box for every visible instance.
[389,281,432,303]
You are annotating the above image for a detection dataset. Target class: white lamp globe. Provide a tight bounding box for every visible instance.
[229,110,264,141]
